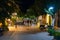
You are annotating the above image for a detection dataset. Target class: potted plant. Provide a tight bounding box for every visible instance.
[48,28,55,36]
[53,32,60,40]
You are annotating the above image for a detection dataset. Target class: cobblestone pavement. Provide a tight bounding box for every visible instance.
[0,26,54,40]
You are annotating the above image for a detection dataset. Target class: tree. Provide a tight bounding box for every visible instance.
[23,0,47,17]
[0,0,21,31]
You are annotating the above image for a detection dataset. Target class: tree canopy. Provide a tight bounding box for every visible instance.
[0,0,60,17]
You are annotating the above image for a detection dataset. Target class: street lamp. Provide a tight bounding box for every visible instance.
[48,6,54,15]
[44,6,55,25]
[48,6,54,12]
[49,7,54,10]
[48,6,55,27]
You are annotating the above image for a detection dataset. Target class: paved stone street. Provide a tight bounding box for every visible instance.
[0,31,53,40]
[0,26,54,40]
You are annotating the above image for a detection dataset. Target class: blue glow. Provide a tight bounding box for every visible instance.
[49,7,54,10]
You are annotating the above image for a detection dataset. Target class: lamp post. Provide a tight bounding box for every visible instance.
[49,7,54,11]
[48,6,54,15]
[48,6,55,28]
[44,6,55,27]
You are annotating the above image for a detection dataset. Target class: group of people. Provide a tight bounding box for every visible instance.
[23,20,32,26]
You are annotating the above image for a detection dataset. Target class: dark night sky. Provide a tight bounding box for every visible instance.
[15,0,35,13]
[15,0,60,13]
[21,0,35,13]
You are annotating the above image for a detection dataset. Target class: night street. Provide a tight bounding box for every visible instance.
[0,26,53,40]
[0,0,60,40]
